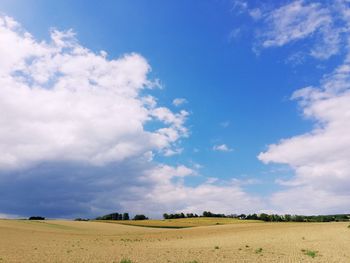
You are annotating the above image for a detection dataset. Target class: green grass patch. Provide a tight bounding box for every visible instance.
[301,249,318,258]
[255,248,263,254]
[120,259,132,263]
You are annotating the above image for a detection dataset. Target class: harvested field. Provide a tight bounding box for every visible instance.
[0,219,349,262]
[96,217,262,228]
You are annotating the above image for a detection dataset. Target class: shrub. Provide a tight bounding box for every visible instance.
[301,249,318,258]
[28,216,45,220]
[74,218,89,221]
[255,248,263,254]
[133,214,148,220]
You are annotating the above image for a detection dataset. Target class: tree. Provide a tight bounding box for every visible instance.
[133,214,148,220]
[203,211,214,217]
[163,213,169,219]
[111,213,119,220]
[238,214,246,220]
[294,215,305,222]
[122,213,129,220]
[284,214,292,222]
[259,213,270,221]
[29,216,45,220]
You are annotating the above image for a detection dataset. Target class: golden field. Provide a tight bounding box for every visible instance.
[0,219,349,262]
[96,217,262,228]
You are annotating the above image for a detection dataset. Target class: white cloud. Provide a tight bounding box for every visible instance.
[249,8,262,20]
[232,1,248,14]
[269,186,350,215]
[261,1,332,48]
[172,97,187,106]
[254,0,343,60]
[0,213,21,219]
[258,66,350,205]
[0,15,265,218]
[258,1,350,214]
[0,15,188,170]
[119,164,263,215]
[163,147,183,156]
[213,144,233,152]
[234,0,350,214]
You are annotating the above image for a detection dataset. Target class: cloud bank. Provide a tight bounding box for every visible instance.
[0,15,261,218]
[0,16,189,170]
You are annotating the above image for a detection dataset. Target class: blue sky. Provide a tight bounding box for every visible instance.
[0,0,350,218]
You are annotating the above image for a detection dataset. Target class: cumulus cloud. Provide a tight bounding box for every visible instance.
[269,186,350,215]
[0,15,188,170]
[213,144,233,152]
[259,61,350,213]
[121,164,263,215]
[0,15,263,218]
[0,157,262,218]
[258,0,350,214]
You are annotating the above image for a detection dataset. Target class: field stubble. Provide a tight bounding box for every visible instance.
[0,219,349,262]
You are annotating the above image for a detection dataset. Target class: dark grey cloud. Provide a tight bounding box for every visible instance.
[0,160,152,218]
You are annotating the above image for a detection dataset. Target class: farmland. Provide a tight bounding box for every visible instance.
[0,219,349,262]
[96,217,262,228]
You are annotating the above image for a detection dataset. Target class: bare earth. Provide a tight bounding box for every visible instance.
[0,219,349,262]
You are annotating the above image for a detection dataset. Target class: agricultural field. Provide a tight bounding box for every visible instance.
[0,219,349,262]
[96,217,262,228]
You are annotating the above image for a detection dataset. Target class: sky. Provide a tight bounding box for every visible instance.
[0,0,350,219]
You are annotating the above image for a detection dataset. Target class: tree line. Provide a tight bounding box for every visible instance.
[242,213,350,222]
[163,211,237,219]
[32,211,349,222]
[162,211,350,222]
[94,212,148,221]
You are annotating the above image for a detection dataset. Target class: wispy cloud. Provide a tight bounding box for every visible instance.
[261,1,332,47]
[213,144,233,152]
[252,0,342,61]
[231,0,248,14]
[172,98,188,106]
